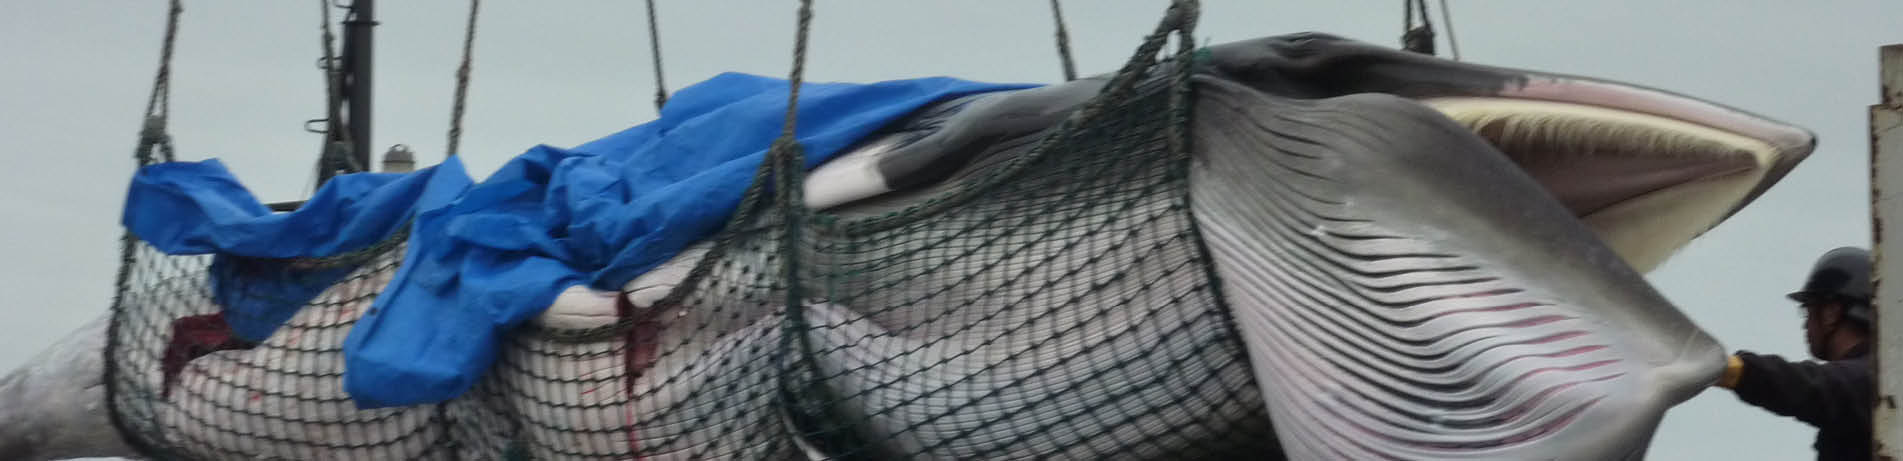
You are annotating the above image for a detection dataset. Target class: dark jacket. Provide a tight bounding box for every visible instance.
[1731,342,1871,461]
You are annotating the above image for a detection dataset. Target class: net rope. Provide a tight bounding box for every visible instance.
[445,0,481,158]
[1047,0,1078,81]
[101,1,1284,459]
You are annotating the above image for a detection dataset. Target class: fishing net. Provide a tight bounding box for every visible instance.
[104,236,461,460]
[103,1,1278,459]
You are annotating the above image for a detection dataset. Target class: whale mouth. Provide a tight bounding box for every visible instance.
[1192,33,1814,274]
[1421,92,1811,273]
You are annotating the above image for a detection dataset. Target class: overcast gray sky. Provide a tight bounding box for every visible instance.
[2,1,1898,459]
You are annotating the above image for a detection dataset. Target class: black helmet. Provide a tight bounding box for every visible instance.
[1787,246,1874,325]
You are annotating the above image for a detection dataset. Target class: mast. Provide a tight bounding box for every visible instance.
[343,0,374,172]
[314,0,376,189]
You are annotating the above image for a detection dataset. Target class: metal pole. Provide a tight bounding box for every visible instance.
[1871,43,1903,461]
[343,0,376,172]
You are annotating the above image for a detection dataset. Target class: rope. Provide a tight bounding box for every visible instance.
[1163,1,1198,160]
[769,0,821,443]
[1401,0,1411,40]
[770,0,815,238]
[144,0,181,127]
[644,0,669,111]
[446,0,480,158]
[1401,0,1435,55]
[137,0,184,166]
[317,0,345,147]
[1437,0,1460,60]
[768,0,813,224]
[1048,0,1077,81]
[108,2,187,455]
[777,0,814,141]
[1064,0,1196,127]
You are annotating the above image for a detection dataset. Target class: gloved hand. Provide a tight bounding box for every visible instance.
[1716,354,1744,388]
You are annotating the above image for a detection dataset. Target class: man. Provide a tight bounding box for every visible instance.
[1715,246,1873,461]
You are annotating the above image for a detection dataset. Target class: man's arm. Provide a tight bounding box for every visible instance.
[1719,350,1871,430]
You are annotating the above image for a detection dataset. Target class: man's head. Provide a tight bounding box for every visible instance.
[1789,246,1873,360]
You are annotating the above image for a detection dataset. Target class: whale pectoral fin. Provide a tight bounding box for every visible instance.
[1186,77,1722,460]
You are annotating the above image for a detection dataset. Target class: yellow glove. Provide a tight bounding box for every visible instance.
[1716,354,1743,389]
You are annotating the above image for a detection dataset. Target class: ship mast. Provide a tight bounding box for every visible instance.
[316,0,376,188]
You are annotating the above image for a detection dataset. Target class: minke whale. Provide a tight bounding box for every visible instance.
[0,32,1814,461]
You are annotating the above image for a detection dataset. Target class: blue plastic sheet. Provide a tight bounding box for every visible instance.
[121,72,1038,408]
[125,158,475,341]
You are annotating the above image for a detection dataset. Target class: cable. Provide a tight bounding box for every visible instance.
[644,0,669,111]
[1049,0,1077,81]
[1438,0,1460,60]
[446,0,481,158]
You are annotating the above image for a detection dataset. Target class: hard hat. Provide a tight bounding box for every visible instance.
[1787,246,1874,325]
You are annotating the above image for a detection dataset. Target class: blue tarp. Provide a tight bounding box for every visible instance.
[123,72,1039,408]
[125,158,474,341]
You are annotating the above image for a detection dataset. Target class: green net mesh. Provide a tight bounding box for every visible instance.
[105,237,461,460]
[778,74,1274,460]
[103,3,1279,459]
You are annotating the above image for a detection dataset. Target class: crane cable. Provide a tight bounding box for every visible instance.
[446,0,480,158]
[1438,0,1460,60]
[1049,0,1077,81]
[1401,0,1435,55]
[1403,0,1461,61]
[644,0,669,111]
[137,0,184,167]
